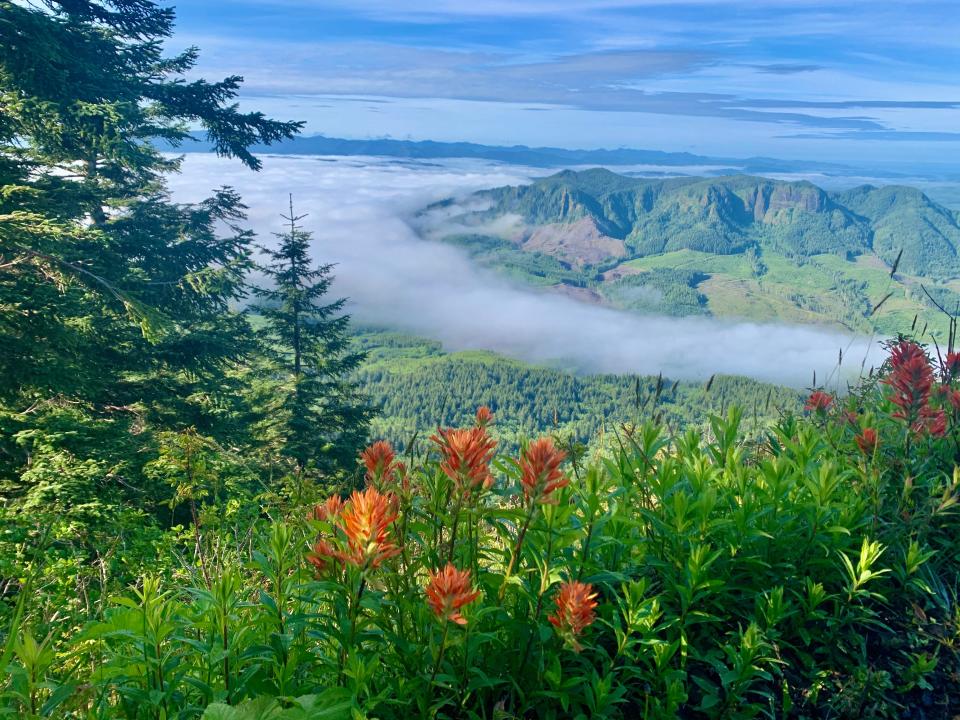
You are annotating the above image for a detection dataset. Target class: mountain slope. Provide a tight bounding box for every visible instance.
[426,169,960,337]
[471,169,960,276]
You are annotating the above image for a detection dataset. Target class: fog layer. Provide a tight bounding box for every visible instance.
[167,154,879,387]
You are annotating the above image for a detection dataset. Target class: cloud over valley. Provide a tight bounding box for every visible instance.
[168,154,879,387]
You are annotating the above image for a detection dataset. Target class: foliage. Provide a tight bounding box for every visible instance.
[354,329,800,453]
[601,268,708,316]
[0,0,303,524]
[253,198,373,477]
[3,341,959,718]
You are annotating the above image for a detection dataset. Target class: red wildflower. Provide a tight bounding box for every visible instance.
[475,405,495,429]
[519,437,568,504]
[943,351,960,382]
[804,391,833,413]
[361,440,400,488]
[339,487,401,569]
[923,409,947,437]
[948,389,960,412]
[309,494,345,523]
[884,341,934,424]
[425,563,481,625]
[306,539,340,576]
[855,428,879,455]
[430,426,497,495]
[548,581,598,652]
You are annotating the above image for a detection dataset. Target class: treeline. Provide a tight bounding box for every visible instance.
[355,331,800,451]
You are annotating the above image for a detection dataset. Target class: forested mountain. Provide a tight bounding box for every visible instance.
[353,329,801,451]
[428,169,960,336]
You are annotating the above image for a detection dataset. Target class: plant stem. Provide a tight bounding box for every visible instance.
[427,621,450,712]
[340,573,367,683]
[499,507,535,600]
[518,507,556,676]
[447,494,464,563]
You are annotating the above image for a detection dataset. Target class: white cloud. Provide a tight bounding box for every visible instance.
[167,153,880,387]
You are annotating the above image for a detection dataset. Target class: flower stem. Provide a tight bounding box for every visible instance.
[426,621,450,712]
[499,506,535,600]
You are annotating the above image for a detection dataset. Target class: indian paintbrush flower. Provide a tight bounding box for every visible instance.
[548,581,598,652]
[361,440,400,489]
[430,425,497,496]
[306,539,340,575]
[425,563,480,625]
[338,487,401,569]
[924,408,947,437]
[804,391,833,413]
[855,428,879,455]
[475,405,494,429]
[943,351,960,382]
[309,494,346,523]
[885,341,934,429]
[519,437,568,505]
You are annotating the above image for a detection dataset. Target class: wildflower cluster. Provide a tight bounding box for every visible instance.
[806,339,958,447]
[6,342,960,719]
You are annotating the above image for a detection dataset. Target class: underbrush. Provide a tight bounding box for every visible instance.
[2,339,959,718]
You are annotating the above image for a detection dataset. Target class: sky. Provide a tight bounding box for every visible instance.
[170,0,960,165]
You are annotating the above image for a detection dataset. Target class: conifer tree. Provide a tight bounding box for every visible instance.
[253,196,372,478]
[0,0,300,521]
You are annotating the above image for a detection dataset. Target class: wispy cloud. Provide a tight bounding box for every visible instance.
[173,0,960,162]
[187,38,901,131]
[784,130,960,142]
[751,63,823,75]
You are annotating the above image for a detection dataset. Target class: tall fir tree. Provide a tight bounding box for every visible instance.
[253,196,373,480]
[0,0,300,524]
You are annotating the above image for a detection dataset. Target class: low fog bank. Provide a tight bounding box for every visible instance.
[167,154,880,388]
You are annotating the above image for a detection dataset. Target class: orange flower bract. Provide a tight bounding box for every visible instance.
[306,539,340,575]
[361,440,400,488]
[520,437,568,504]
[339,487,401,569]
[548,581,598,652]
[475,405,494,428]
[943,351,960,382]
[425,563,480,625]
[804,391,833,413]
[430,426,497,495]
[309,494,345,523]
[855,428,879,455]
[884,341,934,426]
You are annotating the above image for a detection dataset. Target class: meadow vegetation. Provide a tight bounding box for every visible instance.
[3,340,960,718]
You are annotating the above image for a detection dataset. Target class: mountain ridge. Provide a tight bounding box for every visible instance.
[426,168,960,337]
[164,133,857,175]
[466,168,960,278]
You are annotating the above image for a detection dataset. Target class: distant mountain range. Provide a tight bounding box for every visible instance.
[168,133,856,175]
[426,169,960,337]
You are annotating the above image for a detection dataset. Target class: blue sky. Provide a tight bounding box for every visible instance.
[171,0,960,164]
